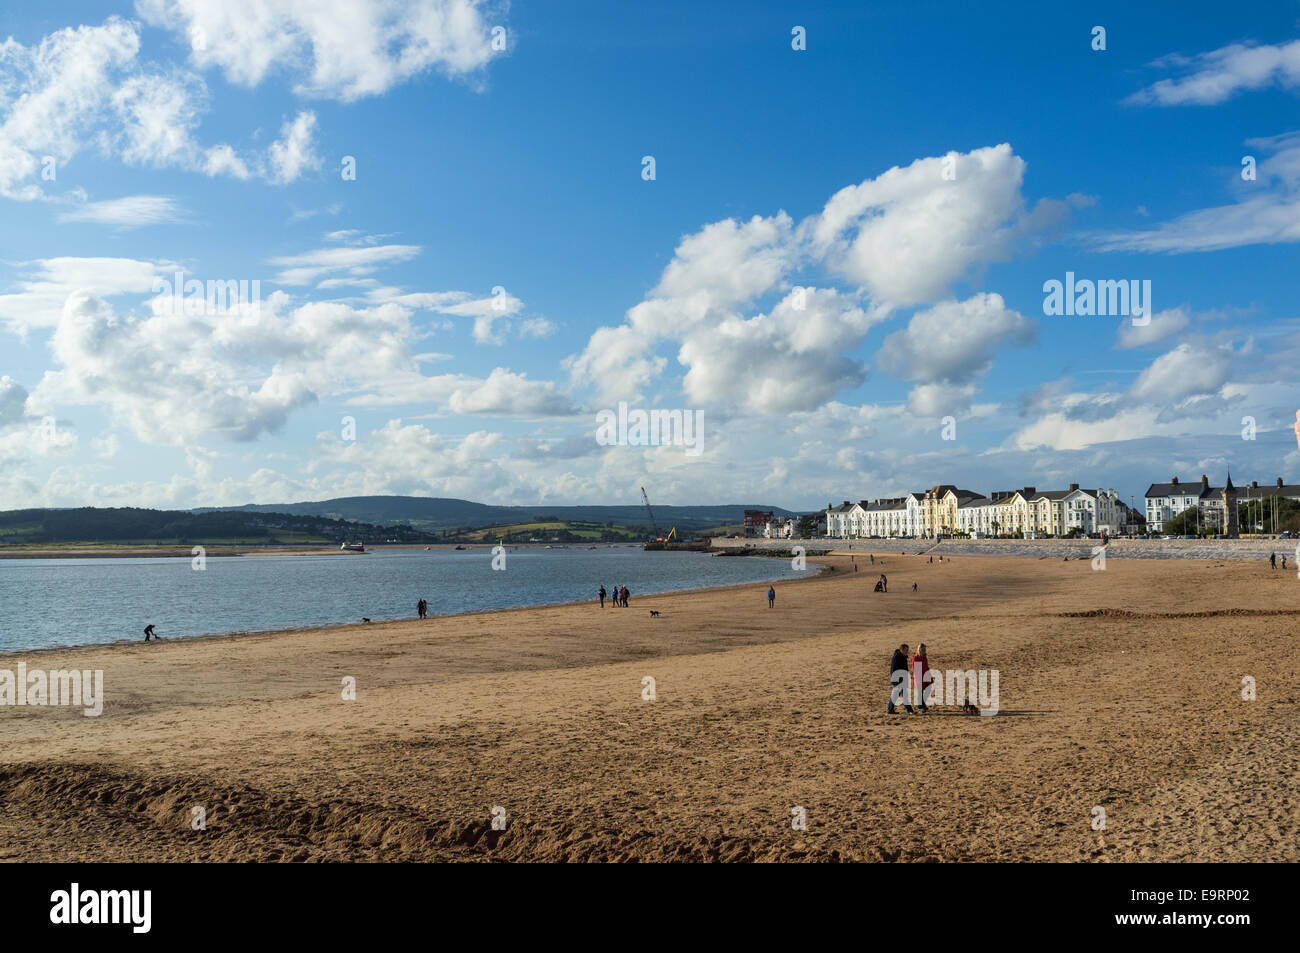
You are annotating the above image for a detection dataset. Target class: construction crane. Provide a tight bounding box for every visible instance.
[640,487,677,542]
[640,486,659,538]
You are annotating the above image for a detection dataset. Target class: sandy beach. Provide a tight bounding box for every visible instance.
[1,550,1296,862]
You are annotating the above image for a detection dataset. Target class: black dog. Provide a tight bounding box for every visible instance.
[962,700,980,715]
[649,610,660,617]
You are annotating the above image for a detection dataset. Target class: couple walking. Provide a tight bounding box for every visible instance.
[887,642,931,714]
[416,598,428,619]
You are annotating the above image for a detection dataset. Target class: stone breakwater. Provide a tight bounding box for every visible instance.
[710,537,1296,562]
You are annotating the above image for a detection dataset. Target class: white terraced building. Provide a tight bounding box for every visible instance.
[827,484,1124,539]
[1144,475,1300,534]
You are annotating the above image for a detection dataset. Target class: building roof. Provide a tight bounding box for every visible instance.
[1145,482,1213,499]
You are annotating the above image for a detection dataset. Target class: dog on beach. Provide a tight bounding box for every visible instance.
[962,700,980,715]
[362,617,371,623]
[649,610,660,617]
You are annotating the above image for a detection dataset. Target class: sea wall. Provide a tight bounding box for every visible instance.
[709,536,1297,562]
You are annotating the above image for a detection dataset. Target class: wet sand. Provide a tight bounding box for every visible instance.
[1,552,1296,862]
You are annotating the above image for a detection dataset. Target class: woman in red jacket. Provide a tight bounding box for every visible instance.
[911,643,932,712]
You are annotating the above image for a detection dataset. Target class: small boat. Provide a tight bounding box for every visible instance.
[424,546,430,551]
[340,542,365,553]
[454,545,466,550]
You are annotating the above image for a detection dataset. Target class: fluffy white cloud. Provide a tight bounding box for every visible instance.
[0,256,176,332]
[266,111,320,184]
[1127,39,1300,106]
[876,293,1036,406]
[804,144,1063,308]
[0,375,31,426]
[1115,307,1190,349]
[677,287,880,414]
[136,0,503,101]
[33,290,318,444]
[566,145,1070,411]
[1009,340,1252,451]
[0,18,139,198]
[1131,343,1232,404]
[0,16,328,201]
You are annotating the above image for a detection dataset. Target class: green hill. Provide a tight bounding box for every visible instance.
[198,496,798,533]
[0,507,438,546]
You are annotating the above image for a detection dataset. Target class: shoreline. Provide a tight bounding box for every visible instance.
[0,541,649,559]
[0,559,834,660]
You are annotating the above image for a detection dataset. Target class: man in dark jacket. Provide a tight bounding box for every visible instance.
[888,643,914,714]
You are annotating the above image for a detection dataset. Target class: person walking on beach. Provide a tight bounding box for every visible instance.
[912,581,918,592]
[417,599,427,619]
[143,624,157,641]
[880,573,888,593]
[1283,555,1289,571]
[767,586,776,608]
[598,585,607,608]
[870,553,874,565]
[912,643,931,712]
[621,585,630,607]
[1270,552,1276,570]
[888,643,914,714]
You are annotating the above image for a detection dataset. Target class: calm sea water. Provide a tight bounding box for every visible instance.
[0,547,804,653]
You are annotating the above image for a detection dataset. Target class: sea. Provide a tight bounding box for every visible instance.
[0,546,805,653]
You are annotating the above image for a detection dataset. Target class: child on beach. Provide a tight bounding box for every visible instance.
[767,586,776,608]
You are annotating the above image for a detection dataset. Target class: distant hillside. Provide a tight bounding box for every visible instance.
[0,507,439,546]
[198,496,799,533]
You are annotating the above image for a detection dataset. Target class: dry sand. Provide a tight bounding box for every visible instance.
[1,551,1296,862]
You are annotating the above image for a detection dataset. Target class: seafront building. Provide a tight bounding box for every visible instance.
[1144,475,1300,534]
[824,472,1299,539]
[826,483,1126,539]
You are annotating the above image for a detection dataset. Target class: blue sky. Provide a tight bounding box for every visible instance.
[2,0,1299,511]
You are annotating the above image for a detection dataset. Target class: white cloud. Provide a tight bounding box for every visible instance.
[136,0,503,102]
[270,244,422,284]
[32,290,318,444]
[1127,39,1300,106]
[57,194,186,226]
[677,287,881,414]
[1131,343,1232,404]
[804,144,1060,308]
[0,256,176,332]
[350,367,578,416]
[566,145,1070,410]
[876,293,1036,411]
[0,375,32,426]
[0,18,139,198]
[1092,134,1300,253]
[1115,306,1190,349]
[0,17,329,201]
[267,111,320,184]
